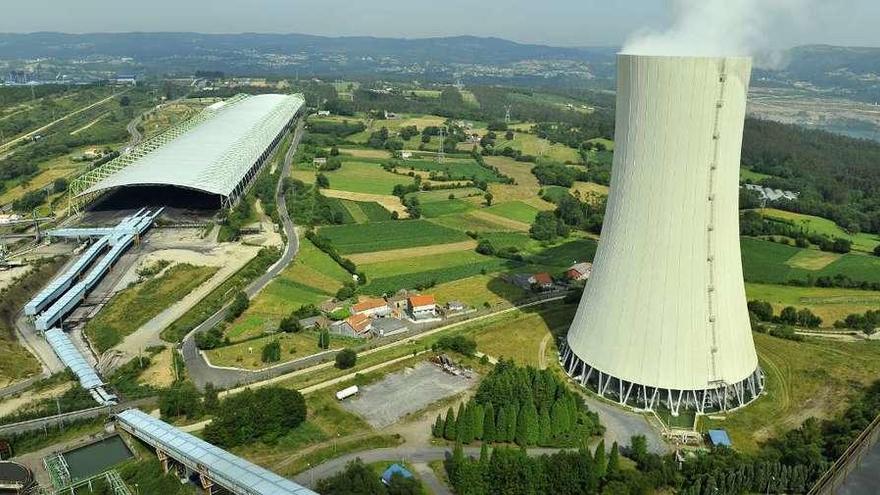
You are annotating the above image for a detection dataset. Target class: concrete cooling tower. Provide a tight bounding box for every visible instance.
[560,54,764,415]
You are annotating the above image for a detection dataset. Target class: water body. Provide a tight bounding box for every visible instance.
[63,436,132,481]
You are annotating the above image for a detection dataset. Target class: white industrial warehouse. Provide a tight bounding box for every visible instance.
[69,93,305,210]
[562,54,764,415]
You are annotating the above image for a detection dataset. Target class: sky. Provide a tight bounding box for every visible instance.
[0,0,878,48]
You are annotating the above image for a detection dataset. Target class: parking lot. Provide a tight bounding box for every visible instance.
[341,362,476,428]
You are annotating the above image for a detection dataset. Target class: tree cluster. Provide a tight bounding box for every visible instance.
[316,458,423,495]
[748,300,821,328]
[834,309,880,334]
[203,386,307,447]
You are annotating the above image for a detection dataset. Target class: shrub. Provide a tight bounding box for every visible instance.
[336,348,357,369]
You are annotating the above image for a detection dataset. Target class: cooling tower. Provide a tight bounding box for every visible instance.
[561,54,764,415]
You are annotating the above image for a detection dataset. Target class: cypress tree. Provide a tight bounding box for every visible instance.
[444,407,457,440]
[506,404,518,443]
[550,398,567,438]
[593,439,607,480]
[479,442,490,466]
[432,413,445,438]
[460,405,475,444]
[473,403,485,440]
[607,441,620,475]
[483,403,496,442]
[495,406,507,442]
[516,400,539,446]
[538,408,551,446]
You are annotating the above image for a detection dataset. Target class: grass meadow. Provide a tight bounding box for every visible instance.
[318,220,469,254]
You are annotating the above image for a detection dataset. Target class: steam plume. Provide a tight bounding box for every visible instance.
[622,0,809,64]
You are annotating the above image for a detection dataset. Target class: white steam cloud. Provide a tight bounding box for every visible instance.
[622,0,811,65]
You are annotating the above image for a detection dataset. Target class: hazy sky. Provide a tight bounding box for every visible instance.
[1,0,878,48]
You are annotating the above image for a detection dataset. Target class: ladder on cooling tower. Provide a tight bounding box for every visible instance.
[705,60,728,384]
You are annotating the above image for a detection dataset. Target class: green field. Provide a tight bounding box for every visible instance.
[540,185,572,203]
[361,250,499,279]
[426,211,523,233]
[745,282,880,327]
[740,168,773,181]
[363,258,516,296]
[339,200,392,223]
[485,200,541,224]
[419,198,475,218]
[758,208,880,253]
[403,157,503,182]
[85,264,217,352]
[227,239,352,341]
[492,131,580,163]
[406,187,484,202]
[319,220,470,254]
[323,161,411,195]
[741,237,880,284]
[703,332,880,453]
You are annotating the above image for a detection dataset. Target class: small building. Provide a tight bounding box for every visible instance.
[331,313,373,338]
[351,297,392,318]
[298,315,329,330]
[408,295,437,319]
[317,110,331,116]
[707,429,732,448]
[400,151,412,159]
[528,272,554,290]
[566,262,592,281]
[381,464,414,485]
[446,300,466,313]
[114,74,137,85]
[386,291,411,311]
[371,318,409,338]
[313,157,327,166]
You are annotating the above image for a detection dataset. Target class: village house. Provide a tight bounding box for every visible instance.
[351,297,392,318]
[407,295,437,320]
[566,262,593,281]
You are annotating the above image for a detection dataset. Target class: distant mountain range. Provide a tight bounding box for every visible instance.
[1,33,879,99]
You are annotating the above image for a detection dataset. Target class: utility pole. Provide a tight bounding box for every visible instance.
[437,127,445,163]
[504,105,512,124]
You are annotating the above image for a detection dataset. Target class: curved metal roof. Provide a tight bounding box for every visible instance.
[45,328,104,390]
[81,94,303,198]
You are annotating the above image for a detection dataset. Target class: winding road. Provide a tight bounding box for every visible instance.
[181,119,304,390]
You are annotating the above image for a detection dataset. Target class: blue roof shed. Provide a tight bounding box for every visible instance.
[381,463,414,485]
[708,429,732,447]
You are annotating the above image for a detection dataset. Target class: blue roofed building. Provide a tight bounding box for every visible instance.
[707,429,732,448]
[381,463,414,485]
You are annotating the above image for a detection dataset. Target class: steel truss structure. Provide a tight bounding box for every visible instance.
[67,93,301,212]
[559,343,764,416]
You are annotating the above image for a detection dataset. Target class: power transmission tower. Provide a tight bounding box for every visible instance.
[504,105,512,124]
[437,127,445,163]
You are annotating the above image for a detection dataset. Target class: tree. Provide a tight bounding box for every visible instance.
[119,95,131,106]
[318,329,331,349]
[261,340,282,363]
[473,403,485,440]
[607,441,620,476]
[316,173,330,188]
[278,315,301,333]
[506,404,518,443]
[336,348,357,369]
[505,130,514,141]
[444,407,458,440]
[550,398,570,438]
[316,458,386,495]
[203,387,306,447]
[515,400,539,446]
[484,192,494,206]
[53,178,68,194]
[538,408,551,446]
[226,291,249,321]
[874,244,880,257]
[459,404,475,444]
[495,406,508,442]
[432,414,445,438]
[747,300,774,321]
[203,382,219,410]
[593,439,607,480]
[483,403,496,442]
[779,306,798,325]
[159,382,203,419]
[330,145,340,156]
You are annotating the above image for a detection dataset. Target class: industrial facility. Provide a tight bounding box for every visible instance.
[561,54,764,415]
[68,93,305,211]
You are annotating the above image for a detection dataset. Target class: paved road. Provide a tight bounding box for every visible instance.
[181,119,304,390]
[292,446,576,489]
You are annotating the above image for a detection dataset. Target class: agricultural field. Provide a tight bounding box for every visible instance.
[321,161,410,195]
[740,168,773,182]
[758,207,880,253]
[206,331,357,370]
[318,219,470,254]
[482,155,550,205]
[338,199,392,223]
[745,282,880,327]
[740,237,880,284]
[225,239,352,342]
[426,210,525,233]
[430,274,528,308]
[402,157,504,182]
[418,198,475,218]
[485,200,541,224]
[464,303,574,366]
[407,187,484,202]
[702,333,880,453]
[85,263,218,352]
[360,249,514,295]
[491,131,580,163]
[571,181,610,199]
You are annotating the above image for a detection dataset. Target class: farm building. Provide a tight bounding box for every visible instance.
[529,272,554,290]
[408,295,437,320]
[351,297,392,317]
[566,262,593,281]
[69,93,304,210]
[331,313,373,338]
[371,318,409,338]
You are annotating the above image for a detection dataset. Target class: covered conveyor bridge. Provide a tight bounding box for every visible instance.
[115,409,317,495]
